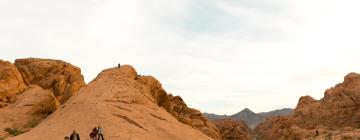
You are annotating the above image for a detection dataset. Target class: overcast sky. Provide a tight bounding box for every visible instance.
[1,0,360,114]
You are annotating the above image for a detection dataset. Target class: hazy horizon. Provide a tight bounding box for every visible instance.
[2,0,360,115]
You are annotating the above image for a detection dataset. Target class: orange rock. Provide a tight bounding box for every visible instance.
[136,75,221,139]
[213,119,254,140]
[255,72,360,140]
[0,85,59,138]
[10,66,213,140]
[0,60,27,108]
[14,58,85,103]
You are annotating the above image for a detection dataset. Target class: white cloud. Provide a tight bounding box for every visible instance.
[1,0,360,114]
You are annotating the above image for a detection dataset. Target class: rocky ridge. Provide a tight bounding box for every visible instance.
[204,108,293,129]
[9,65,215,140]
[255,72,360,140]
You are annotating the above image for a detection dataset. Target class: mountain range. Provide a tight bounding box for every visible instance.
[203,108,293,129]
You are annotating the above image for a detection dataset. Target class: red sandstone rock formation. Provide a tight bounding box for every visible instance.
[0,60,27,108]
[255,72,360,140]
[0,58,85,139]
[136,75,220,139]
[213,119,254,140]
[14,58,86,103]
[0,85,59,138]
[10,65,214,140]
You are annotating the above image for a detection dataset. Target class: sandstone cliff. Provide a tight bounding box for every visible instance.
[0,58,86,139]
[14,58,85,103]
[255,72,360,140]
[136,75,220,139]
[0,60,27,108]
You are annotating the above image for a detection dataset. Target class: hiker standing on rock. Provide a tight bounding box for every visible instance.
[96,125,105,140]
[70,130,80,140]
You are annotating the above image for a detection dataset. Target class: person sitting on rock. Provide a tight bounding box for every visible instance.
[70,130,80,140]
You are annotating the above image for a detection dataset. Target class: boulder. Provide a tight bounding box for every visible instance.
[0,60,27,108]
[213,119,254,140]
[14,58,85,103]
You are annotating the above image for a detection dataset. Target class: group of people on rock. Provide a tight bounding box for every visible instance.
[64,126,104,140]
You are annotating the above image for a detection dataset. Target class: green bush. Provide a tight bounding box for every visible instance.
[4,127,24,136]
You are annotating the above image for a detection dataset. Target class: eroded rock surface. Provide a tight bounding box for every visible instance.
[10,66,214,140]
[14,58,85,103]
[255,72,360,140]
[0,60,27,108]
[136,75,220,139]
[0,85,59,138]
[213,119,254,140]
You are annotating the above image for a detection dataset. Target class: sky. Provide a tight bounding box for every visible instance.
[1,0,360,115]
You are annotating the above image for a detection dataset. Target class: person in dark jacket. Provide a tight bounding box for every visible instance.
[90,127,98,140]
[70,130,80,140]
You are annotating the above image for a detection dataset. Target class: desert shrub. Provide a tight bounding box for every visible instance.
[33,95,58,115]
[0,137,4,140]
[4,127,24,136]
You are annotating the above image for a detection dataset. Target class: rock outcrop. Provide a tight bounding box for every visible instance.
[255,72,360,140]
[14,58,86,103]
[0,85,59,138]
[0,58,86,139]
[136,75,220,139]
[213,119,254,140]
[0,60,27,108]
[10,65,215,140]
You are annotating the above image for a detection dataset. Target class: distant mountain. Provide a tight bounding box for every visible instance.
[203,108,293,129]
[257,108,293,118]
[202,113,227,120]
[230,108,264,128]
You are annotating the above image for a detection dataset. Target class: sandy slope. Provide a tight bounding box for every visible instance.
[0,85,58,138]
[10,65,212,140]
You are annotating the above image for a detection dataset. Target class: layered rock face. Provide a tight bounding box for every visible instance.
[14,58,86,103]
[136,75,220,139]
[255,72,360,139]
[0,58,85,139]
[213,119,254,140]
[0,60,27,108]
[10,66,213,140]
